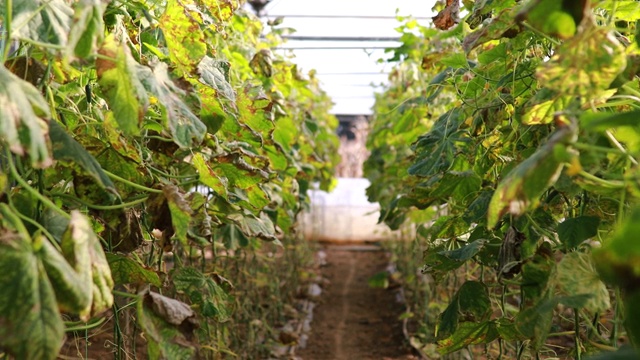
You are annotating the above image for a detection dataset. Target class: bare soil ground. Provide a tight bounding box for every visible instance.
[296,245,419,360]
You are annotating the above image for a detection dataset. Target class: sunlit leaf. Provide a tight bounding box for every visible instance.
[96,34,149,135]
[537,25,626,99]
[159,0,207,75]
[0,65,51,168]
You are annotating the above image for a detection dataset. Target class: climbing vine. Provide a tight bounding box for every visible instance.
[0,0,339,358]
[366,0,640,358]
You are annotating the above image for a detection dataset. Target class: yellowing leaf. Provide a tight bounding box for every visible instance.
[0,65,52,168]
[159,0,207,75]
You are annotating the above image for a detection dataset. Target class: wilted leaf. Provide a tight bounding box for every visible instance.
[0,204,64,360]
[0,65,51,168]
[138,291,197,360]
[433,0,460,30]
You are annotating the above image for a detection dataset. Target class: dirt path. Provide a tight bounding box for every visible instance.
[297,245,418,360]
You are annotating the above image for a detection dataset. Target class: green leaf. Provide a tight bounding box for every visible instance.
[8,0,72,46]
[487,125,576,228]
[172,267,232,322]
[96,34,149,135]
[557,216,600,250]
[515,292,556,351]
[198,56,235,102]
[0,204,64,360]
[66,0,105,60]
[430,171,482,202]
[219,223,249,249]
[49,120,117,194]
[137,62,207,148]
[593,206,640,291]
[106,253,161,287]
[192,152,228,197]
[441,238,489,262]
[581,110,640,131]
[555,252,610,313]
[437,321,499,355]
[0,65,52,168]
[368,272,389,289]
[519,89,571,125]
[227,212,277,241]
[438,281,491,339]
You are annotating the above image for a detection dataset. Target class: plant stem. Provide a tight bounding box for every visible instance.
[578,171,625,189]
[5,148,70,220]
[49,192,149,210]
[2,0,12,61]
[103,170,163,193]
[575,308,582,360]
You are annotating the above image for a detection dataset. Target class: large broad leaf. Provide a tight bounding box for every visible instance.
[0,65,51,168]
[537,25,626,99]
[60,211,114,318]
[515,292,556,351]
[593,206,640,290]
[8,0,72,47]
[172,267,232,321]
[192,152,229,197]
[96,34,149,136]
[66,0,105,60]
[49,120,117,194]
[0,204,64,360]
[554,252,610,314]
[487,125,576,228]
[137,62,207,148]
[106,253,161,287]
[159,0,207,75]
[557,216,600,250]
[437,281,491,339]
[198,56,235,102]
[227,212,277,241]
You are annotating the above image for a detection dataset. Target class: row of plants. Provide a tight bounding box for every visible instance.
[366,0,640,358]
[0,0,339,358]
